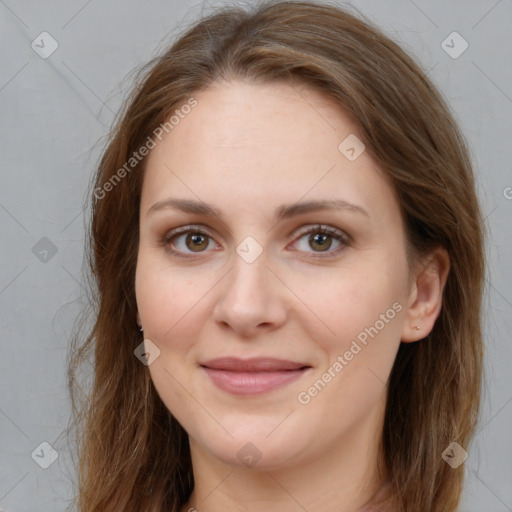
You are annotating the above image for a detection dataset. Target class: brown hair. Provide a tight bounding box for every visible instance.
[68,1,485,511]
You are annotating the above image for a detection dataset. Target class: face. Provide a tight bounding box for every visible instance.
[135,80,412,471]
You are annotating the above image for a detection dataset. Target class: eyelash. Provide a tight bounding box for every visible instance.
[160,224,350,259]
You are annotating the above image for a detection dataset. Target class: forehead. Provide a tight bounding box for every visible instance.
[141,80,400,229]
[156,79,359,163]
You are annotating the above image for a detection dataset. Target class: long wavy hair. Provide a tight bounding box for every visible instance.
[67,1,486,511]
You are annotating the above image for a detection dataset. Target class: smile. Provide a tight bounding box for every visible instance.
[200,357,312,395]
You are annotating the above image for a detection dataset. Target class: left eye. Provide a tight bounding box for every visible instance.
[291,225,348,255]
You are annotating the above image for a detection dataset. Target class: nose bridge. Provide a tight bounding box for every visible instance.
[212,240,287,334]
[227,232,271,292]
[226,243,273,306]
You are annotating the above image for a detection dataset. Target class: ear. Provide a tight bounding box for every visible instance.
[136,311,142,327]
[401,246,450,343]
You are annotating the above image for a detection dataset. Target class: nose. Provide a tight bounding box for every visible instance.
[211,249,288,337]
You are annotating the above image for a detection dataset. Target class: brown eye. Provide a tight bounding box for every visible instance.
[308,232,333,252]
[161,226,217,257]
[185,232,209,252]
[291,224,349,257]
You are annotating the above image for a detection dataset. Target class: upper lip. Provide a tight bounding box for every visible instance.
[200,357,311,372]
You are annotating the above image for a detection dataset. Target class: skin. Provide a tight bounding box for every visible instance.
[135,80,449,512]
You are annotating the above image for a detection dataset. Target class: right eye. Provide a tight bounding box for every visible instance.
[161,225,220,258]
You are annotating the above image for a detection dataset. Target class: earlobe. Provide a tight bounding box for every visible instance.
[136,311,142,327]
[401,247,450,343]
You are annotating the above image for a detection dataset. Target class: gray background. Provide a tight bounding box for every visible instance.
[1,0,511,511]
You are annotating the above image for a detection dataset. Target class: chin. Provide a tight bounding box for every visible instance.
[198,432,308,472]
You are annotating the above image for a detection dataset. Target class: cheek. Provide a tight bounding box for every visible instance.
[135,254,208,426]
[335,276,404,377]
[302,268,403,353]
[297,275,403,432]
[135,252,204,350]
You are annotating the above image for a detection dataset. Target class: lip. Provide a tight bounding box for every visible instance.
[200,357,312,395]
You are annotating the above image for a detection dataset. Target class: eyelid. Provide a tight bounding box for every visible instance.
[164,224,215,238]
[292,224,351,243]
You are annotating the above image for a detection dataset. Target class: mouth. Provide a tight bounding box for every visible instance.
[200,357,312,395]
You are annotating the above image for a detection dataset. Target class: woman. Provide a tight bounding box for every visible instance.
[68,1,485,511]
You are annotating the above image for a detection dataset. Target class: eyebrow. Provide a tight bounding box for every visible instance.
[146,198,370,221]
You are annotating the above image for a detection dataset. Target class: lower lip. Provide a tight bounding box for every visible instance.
[201,367,310,395]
